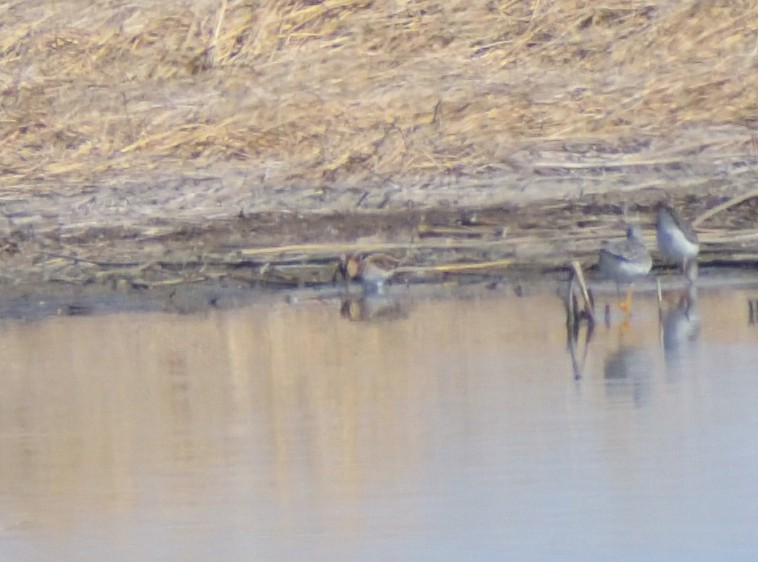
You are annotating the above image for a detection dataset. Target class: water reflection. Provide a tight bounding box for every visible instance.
[661,285,701,376]
[566,277,705,388]
[748,298,758,325]
[603,345,654,405]
[566,318,593,381]
[339,295,409,322]
[0,287,757,559]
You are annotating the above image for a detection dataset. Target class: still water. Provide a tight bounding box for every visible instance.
[0,283,757,561]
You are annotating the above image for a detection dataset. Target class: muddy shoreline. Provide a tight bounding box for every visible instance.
[2,175,758,319]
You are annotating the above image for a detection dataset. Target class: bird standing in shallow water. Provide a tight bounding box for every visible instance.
[598,224,652,313]
[656,203,699,283]
[339,253,400,293]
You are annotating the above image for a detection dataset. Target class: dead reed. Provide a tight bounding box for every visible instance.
[1,0,756,194]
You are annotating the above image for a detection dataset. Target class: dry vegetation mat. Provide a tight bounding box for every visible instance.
[1,0,758,291]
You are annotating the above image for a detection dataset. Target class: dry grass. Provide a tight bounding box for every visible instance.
[1,0,757,193]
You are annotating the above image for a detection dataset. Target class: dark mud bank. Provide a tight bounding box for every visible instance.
[1,184,758,318]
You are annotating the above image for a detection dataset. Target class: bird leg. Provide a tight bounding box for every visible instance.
[618,285,634,314]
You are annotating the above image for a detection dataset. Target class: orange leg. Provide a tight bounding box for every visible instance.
[618,285,633,314]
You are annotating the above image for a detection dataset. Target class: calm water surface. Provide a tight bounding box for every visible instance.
[1,283,757,561]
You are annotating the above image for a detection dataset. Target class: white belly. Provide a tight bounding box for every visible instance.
[658,228,699,261]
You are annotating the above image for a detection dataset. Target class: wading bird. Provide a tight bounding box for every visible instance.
[598,224,652,313]
[656,203,699,283]
[338,253,400,293]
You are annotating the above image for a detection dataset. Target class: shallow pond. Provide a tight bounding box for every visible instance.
[0,278,757,561]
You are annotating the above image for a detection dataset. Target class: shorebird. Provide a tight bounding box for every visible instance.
[338,253,400,293]
[597,224,652,312]
[656,203,699,282]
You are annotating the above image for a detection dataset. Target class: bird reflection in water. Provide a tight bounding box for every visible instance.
[660,284,701,376]
[339,295,409,322]
[564,265,653,401]
[563,284,655,404]
[603,343,654,406]
[564,294,654,404]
